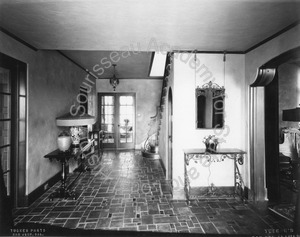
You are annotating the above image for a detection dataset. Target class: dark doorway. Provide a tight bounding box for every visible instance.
[262,47,300,205]
[264,70,280,202]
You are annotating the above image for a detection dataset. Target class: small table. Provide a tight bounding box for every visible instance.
[183,148,246,202]
[44,149,79,200]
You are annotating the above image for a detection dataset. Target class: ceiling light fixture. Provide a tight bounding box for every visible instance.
[110,64,119,91]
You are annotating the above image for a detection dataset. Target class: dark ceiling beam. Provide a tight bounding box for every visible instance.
[0,27,38,51]
[57,51,98,79]
[245,20,300,54]
[171,50,244,54]
[118,77,163,80]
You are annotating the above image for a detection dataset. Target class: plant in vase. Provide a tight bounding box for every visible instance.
[70,127,83,145]
[202,135,219,153]
[148,138,158,153]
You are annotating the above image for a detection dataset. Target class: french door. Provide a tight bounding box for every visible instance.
[98,93,135,150]
[0,52,27,207]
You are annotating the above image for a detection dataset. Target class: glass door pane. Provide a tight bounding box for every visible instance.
[0,67,11,93]
[0,94,10,119]
[1,146,11,195]
[99,93,135,150]
[100,96,116,146]
[0,121,11,146]
[0,66,11,197]
[118,95,135,149]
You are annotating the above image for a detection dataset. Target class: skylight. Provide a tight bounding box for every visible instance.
[149,52,167,77]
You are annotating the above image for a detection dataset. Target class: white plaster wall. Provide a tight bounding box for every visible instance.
[172,53,245,199]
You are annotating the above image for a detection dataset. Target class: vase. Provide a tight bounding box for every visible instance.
[205,143,210,152]
[210,142,218,153]
[70,127,82,145]
[57,136,72,152]
[205,142,218,153]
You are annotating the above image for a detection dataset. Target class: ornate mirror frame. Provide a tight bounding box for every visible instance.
[196,81,225,129]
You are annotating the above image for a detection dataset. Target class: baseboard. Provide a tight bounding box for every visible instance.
[141,150,160,159]
[243,186,249,200]
[28,172,61,206]
[159,159,166,176]
[189,186,235,198]
[247,187,255,201]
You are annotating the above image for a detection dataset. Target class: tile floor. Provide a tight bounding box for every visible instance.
[13,151,294,235]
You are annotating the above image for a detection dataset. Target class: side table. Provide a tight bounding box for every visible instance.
[183,148,246,202]
[44,149,78,200]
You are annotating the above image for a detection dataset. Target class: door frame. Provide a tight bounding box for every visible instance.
[167,88,173,182]
[0,52,27,207]
[98,92,136,150]
[249,46,300,202]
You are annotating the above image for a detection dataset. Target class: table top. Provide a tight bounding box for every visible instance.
[44,149,79,159]
[183,148,246,154]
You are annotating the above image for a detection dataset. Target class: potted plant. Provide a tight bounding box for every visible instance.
[148,137,158,153]
[203,135,219,153]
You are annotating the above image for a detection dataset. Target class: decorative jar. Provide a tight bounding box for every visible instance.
[57,131,72,152]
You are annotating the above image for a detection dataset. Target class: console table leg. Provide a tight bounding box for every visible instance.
[234,157,245,202]
[184,154,190,204]
[48,157,78,200]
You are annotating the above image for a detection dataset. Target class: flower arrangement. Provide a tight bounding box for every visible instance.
[70,127,83,145]
[202,135,219,153]
[124,119,129,125]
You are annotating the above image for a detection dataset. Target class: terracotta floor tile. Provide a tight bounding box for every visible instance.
[153,216,178,224]
[14,151,293,235]
[64,218,80,229]
[200,222,219,234]
[110,220,123,228]
[189,227,205,233]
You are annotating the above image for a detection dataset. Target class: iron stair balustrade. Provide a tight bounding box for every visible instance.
[143,52,173,152]
[157,52,173,145]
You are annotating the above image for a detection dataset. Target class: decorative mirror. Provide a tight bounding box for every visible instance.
[196,81,225,129]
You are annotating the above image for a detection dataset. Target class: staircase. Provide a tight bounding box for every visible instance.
[157,52,172,140]
[142,52,173,159]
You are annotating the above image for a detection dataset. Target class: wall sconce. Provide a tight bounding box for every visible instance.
[110,64,119,91]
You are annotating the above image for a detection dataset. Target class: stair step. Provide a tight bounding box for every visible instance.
[141,150,160,159]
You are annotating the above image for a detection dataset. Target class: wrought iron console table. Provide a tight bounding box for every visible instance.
[183,148,246,202]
